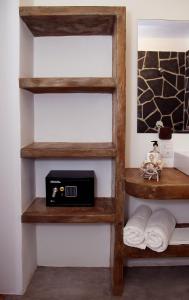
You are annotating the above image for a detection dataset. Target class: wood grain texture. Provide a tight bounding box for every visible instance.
[124,242,189,258]
[19,6,124,36]
[125,168,189,199]
[123,223,189,258]
[19,77,116,93]
[21,142,116,158]
[111,8,126,296]
[22,197,115,223]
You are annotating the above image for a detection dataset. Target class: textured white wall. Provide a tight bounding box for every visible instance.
[20,0,34,5]
[20,18,37,293]
[33,30,113,267]
[34,36,112,77]
[34,94,112,142]
[138,37,189,52]
[33,0,126,6]
[0,0,23,294]
[36,224,111,267]
[138,20,189,51]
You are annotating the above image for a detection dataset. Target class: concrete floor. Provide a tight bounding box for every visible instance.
[6,266,189,300]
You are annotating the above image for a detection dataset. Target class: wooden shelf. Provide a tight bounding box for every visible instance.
[19,77,116,94]
[19,6,122,36]
[22,197,115,223]
[125,168,189,199]
[124,223,189,258]
[124,243,189,258]
[21,142,116,158]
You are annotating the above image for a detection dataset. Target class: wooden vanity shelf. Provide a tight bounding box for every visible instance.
[124,168,189,259]
[125,168,189,199]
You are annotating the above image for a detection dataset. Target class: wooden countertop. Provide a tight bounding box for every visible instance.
[124,168,189,199]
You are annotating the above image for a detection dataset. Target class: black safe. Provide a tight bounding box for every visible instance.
[46,170,95,207]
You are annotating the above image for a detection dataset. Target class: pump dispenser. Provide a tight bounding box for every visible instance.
[141,140,163,181]
[147,141,161,164]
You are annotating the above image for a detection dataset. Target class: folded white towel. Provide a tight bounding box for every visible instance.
[169,228,189,245]
[145,208,176,252]
[123,205,152,249]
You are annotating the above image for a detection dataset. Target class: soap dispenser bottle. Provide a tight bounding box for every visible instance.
[147,140,161,164]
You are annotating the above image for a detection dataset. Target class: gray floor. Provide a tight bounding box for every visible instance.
[6,266,189,300]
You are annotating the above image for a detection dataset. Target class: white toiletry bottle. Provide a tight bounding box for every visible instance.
[158,127,173,167]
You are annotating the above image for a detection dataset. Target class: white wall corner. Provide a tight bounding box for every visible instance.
[19,0,34,6]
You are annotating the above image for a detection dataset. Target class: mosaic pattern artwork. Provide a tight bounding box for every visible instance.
[137,50,189,133]
[184,50,189,130]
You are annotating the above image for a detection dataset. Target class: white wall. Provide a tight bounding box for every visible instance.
[37,224,111,267]
[0,0,23,294]
[34,36,112,77]
[20,19,37,292]
[34,93,112,142]
[138,20,189,51]
[20,0,34,5]
[33,0,126,5]
[138,37,189,52]
[33,32,113,267]
[0,2,36,294]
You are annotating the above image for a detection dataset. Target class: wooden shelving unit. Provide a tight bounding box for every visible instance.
[21,142,117,158]
[20,6,189,296]
[22,197,115,223]
[20,6,126,296]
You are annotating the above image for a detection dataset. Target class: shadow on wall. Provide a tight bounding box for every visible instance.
[137,50,189,133]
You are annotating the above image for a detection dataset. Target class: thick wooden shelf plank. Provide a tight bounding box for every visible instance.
[19,6,124,36]
[19,77,116,93]
[124,244,189,259]
[21,142,116,158]
[22,197,115,223]
[125,168,189,200]
[124,244,189,258]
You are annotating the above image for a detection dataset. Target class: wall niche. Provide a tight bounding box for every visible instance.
[137,20,189,133]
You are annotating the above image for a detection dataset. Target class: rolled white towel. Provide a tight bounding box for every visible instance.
[123,205,152,249]
[145,208,176,252]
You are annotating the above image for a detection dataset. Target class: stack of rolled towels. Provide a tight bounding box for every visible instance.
[123,205,189,252]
